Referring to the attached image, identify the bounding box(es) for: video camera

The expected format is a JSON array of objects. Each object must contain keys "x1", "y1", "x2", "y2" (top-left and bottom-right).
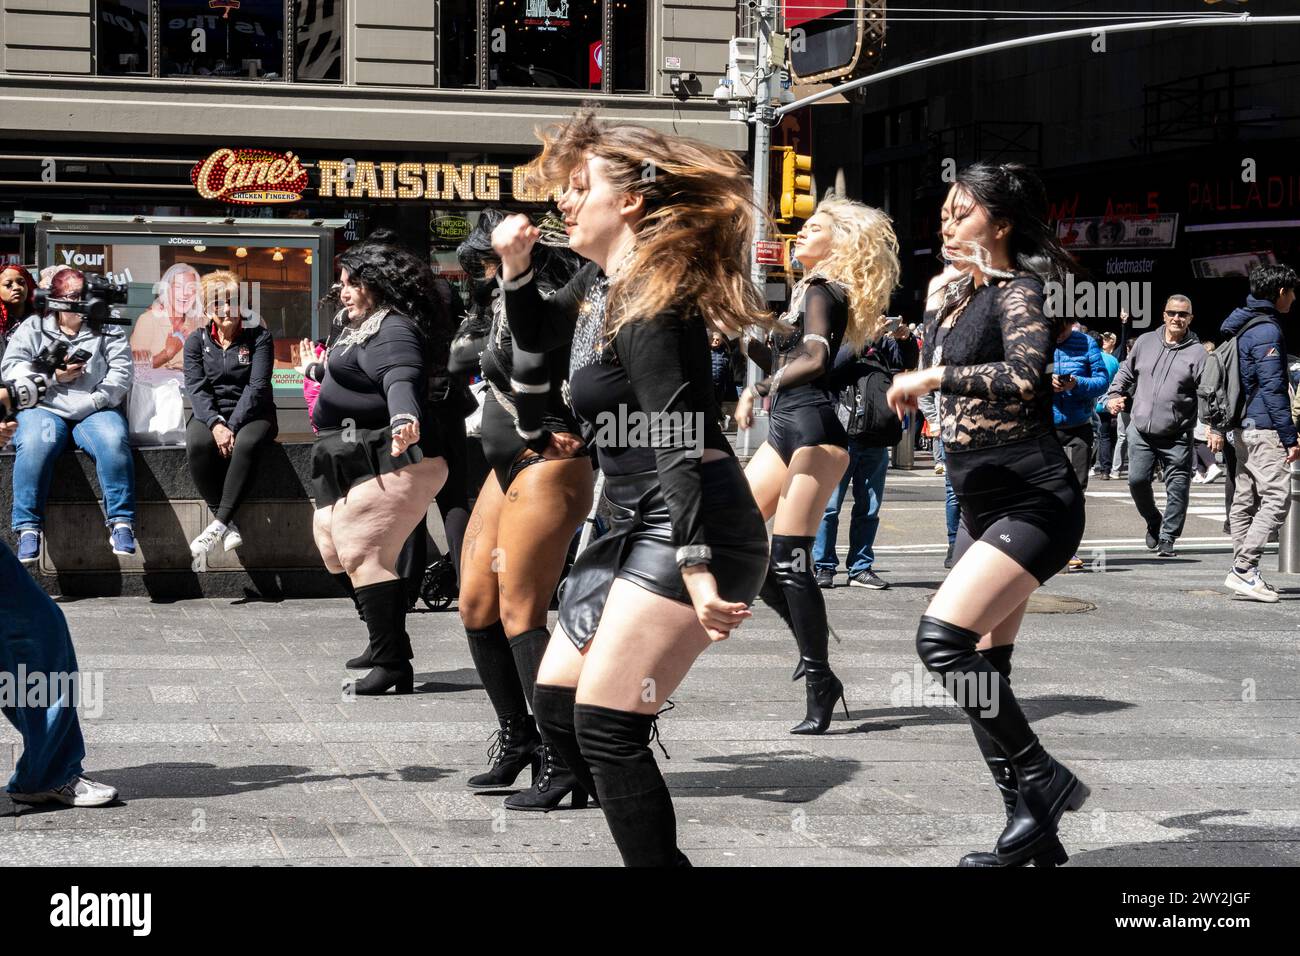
[
  {"x1": 34, "y1": 272, "x2": 130, "y2": 326},
  {"x1": 30, "y1": 340, "x2": 93, "y2": 377},
  {"x1": 0, "y1": 372, "x2": 48, "y2": 422}
]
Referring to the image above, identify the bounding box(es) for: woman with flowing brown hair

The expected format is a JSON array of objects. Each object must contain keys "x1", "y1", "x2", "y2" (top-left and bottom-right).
[
  {"x1": 492, "y1": 106, "x2": 774, "y2": 865},
  {"x1": 736, "y1": 196, "x2": 900, "y2": 734}
]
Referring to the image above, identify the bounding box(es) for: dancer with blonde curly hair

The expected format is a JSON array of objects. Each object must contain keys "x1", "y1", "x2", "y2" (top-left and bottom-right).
[
  {"x1": 737, "y1": 196, "x2": 900, "y2": 735},
  {"x1": 493, "y1": 106, "x2": 775, "y2": 865}
]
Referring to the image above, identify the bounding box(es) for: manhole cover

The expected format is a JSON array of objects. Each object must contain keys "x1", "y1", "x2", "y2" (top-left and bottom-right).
[{"x1": 1025, "y1": 594, "x2": 1096, "y2": 614}]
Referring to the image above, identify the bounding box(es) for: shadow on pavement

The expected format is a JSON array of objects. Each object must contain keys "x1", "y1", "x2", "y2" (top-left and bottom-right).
[{"x1": 1072, "y1": 809, "x2": 1300, "y2": 866}]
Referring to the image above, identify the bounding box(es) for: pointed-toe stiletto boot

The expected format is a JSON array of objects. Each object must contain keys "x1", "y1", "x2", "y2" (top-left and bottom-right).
[
  {"x1": 502, "y1": 743, "x2": 591, "y2": 812},
  {"x1": 994, "y1": 741, "x2": 1091, "y2": 867},
  {"x1": 468, "y1": 713, "x2": 543, "y2": 790},
  {"x1": 790, "y1": 659, "x2": 849, "y2": 735}
]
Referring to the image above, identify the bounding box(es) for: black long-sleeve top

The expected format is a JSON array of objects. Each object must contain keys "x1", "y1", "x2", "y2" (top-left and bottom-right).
[
  {"x1": 183, "y1": 323, "x2": 275, "y2": 432},
  {"x1": 743, "y1": 279, "x2": 848, "y2": 397},
  {"x1": 479, "y1": 290, "x2": 578, "y2": 450},
  {"x1": 503, "y1": 262, "x2": 731, "y2": 554},
  {"x1": 311, "y1": 310, "x2": 427, "y2": 433},
  {"x1": 921, "y1": 275, "x2": 1055, "y2": 452}
]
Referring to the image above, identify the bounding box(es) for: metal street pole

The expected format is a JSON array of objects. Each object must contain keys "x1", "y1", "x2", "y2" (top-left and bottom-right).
[
  {"x1": 775, "y1": 12, "x2": 1296, "y2": 118},
  {"x1": 740, "y1": 0, "x2": 778, "y2": 458}
]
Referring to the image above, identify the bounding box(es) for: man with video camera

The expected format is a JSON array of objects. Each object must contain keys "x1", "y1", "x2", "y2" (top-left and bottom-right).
[
  {"x1": 0, "y1": 376, "x2": 119, "y2": 807},
  {"x1": 1, "y1": 268, "x2": 136, "y2": 565}
]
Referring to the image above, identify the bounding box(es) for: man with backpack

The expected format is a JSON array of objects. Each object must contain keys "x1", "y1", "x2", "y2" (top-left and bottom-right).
[
  {"x1": 812, "y1": 328, "x2": 903, "y2": 589},
  {"x1": 1105, "y1": 295, "x2": 1207, "y2": 557},
  {"x1": 1212, "y1": 263, "x2": 1299, "y2": 602}
]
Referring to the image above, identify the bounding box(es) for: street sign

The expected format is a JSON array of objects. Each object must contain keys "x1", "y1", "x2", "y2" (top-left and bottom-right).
[{"x1": 755, "y1": 239, "x2": 785, "y2": 265}]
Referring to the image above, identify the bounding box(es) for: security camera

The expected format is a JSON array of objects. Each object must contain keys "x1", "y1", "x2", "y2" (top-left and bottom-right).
[{"x1": 713, "y1": 81, "x2": 731, "y2": 105}]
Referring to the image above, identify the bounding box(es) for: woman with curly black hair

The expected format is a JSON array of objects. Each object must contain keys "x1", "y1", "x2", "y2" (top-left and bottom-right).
[
  {"x1": 306, "y1": 241, "x2": 454, "y2": 695},
  {"x1": 885, "y1": 162, "x2": 1090, "y2": 867},
  {"x1": 451, "y1": 209, "x2": 597, "y2": 810}
]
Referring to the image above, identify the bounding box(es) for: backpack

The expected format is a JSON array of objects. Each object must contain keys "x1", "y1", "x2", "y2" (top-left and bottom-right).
[
  {"x1": 841, "y1": 355, "x2": 903, "y2": 447},
  {"x1": 1197, "y1": 315, "x2": 1269, "y2": 431}
]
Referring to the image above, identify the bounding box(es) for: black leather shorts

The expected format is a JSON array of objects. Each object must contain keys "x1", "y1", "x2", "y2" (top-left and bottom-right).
[{"x1": 558, "y1": 457, "x2": 770, "y2": 650}]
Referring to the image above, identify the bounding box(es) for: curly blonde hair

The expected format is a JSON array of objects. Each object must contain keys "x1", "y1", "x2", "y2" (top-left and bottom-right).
[
  {"x1": 520, "y1": 106, "x2": 772, "y2": 338},
  {"x1": 792, "y1": 197, "x2": 900, "y2": 353}
]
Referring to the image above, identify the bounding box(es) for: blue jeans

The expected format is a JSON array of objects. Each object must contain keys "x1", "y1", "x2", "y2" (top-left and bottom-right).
[
  {"x1": 11, "y1": 407, "x2": 136, "y2": 531},
  {"x1": 937, "y1": 438, "x2": 959, "y2": 545},
  {"x1": 0, "y1": 539, "x2": 87, "y2": 793},
  {"x1": 813, "y1": 444, "x2": 889, "y2": 574}
]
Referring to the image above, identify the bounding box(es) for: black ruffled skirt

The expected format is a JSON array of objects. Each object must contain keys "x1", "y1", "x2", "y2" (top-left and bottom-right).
[
  {"x1": 558, "y1": 456, "x2": 769, "y2": 650},
  {"x1": 311, "y1": 424, "x2": 441, "y2": 508}
]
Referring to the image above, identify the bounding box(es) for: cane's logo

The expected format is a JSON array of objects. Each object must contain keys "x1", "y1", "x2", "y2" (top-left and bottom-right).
[{"x1": 191, "y1": 148, "x2": 307, "y2": 205}]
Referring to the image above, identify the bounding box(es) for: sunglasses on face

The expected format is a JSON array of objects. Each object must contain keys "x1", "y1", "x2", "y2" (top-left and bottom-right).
[{"x1": 1164, "y1": 310, "x2": 1191, "y2": 318}]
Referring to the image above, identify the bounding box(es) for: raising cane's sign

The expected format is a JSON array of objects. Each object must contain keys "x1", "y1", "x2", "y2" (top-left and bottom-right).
[{"x1": 191, "y1": 148, "x2": 308, "y2": 205}]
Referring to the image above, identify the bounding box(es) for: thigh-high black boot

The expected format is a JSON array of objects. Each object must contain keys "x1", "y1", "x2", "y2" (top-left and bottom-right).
[
  {"x1": 512, "y1": 682, "x2": 594, "y2": 812},
  {"x1": 768, "y1": 535, "x2": 846, "y2": 735},
  {"x1": 465, "y1": 621, "x2": 539, "y2": 789},
  {"x1": 574, "y1": 703, "x2": 690, "y2": 867},
  {"x1": 916, "y1": 615, "x2": 1089, "y2": 866}
]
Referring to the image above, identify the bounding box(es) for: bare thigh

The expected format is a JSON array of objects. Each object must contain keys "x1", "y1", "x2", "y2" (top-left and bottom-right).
[
  {"x1": 926, "y1": 541, "x2": 1041, "y2": 638},
  {"x1": 772, "y1": 443, "x2": 849, "y2": 536},
  {"x1": 458, "y1": 475, "x2": 504, "y2": 630},
  {"x1": 496, "y1": 457, "x2": 594, "y2": 636},
  {"x1": 745, "y1": 441, "x2": 788, "y2": 522},
  {"x1": 312, "y1": 503, "x2": 341, "y2": 573},
  {"x1": 575, "y1": 579, "x2": 713, "y2": 715},
  {"x1": 330, "y1": 456, "x2": 448, "y2": 586}
]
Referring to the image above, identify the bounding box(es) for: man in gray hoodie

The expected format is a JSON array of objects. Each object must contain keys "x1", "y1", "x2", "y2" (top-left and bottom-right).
[
  {"x1": 1, "y1": 269, "x2": 136, "y2": 565},
  {"x1": 1105, "y1": 295, "x2": 1207, "y2": 556}
]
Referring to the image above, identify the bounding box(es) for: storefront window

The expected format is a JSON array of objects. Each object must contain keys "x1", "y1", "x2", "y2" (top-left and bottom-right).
[
  {"x1": 612, "y1": 0, "x2": 647, "y2": 92},
  {"x1": 46, "y1": 237, "x2": 316, "y2": 392},
  {"x1": 294, "y1": 0, "x2": 343, "y2": 82},
  {"x1": 440, "y1": 0, "x2": 479, "y2": 88},
  {"x1": 487, "y1": 0, "x2": 604, "y2": 90},
  {"x1": 159, "y1": 0, "x2": 286, "y2": 79},
  {"x1": 96, "y1": 0, "x2": 151, "y2": 75}
]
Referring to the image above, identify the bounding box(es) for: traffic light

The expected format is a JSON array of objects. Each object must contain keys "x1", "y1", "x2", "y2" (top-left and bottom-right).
[{"x1": 778, "y1": 147, "x2": 815, "y2": 222}]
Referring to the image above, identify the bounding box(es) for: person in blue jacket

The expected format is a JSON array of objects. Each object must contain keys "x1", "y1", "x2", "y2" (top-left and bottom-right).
[
  {"x1": 1092, "y1": 332, "x2": 1121, "y2": 478},
  {"x1": 1052, "y1": 322, "x2": 1110, "y2": 568},
  {"x1": 1217, "y1": 263, "x2": 1299, "y2": 602}
]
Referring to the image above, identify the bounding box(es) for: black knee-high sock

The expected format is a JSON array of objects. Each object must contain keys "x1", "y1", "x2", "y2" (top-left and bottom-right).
[
  {"x1": 768, "y1": 534, "x2": 829, "y2": 662},
  {"x1": 331, "y1": 571, "x2": 364, "y2": 622},
  {"x1": 508, "y1": 627, "x2": 549, "y2": 712},
  {"x1": 968, "y1": 645, "x2": 1015, "y2": 762},
  {"x1": 574, "y1": 703, "x2": 683, "y2": 867},
  {"x1": 355, "y1": 580, "x2": 413, "y2": 668},
  {"x1": 532, "y1": 683, "x2": 598, "y2": 797},
  {"x1": 465, "y1": 621, "x2": 527, "y2": 720},
  {"x1": 916, "y1": 615, "x2": 1036, "y2": 757}
]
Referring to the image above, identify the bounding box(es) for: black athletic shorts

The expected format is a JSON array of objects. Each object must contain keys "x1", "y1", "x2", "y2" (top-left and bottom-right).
[{"x1": 947, "y1": 432, "x2": 1085, "y2": 584}]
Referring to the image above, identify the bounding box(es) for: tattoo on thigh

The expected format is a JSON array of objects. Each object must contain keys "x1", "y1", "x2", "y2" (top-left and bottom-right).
[{"x1": 507, "y1": 489, "x2": 520, "y2": 502}]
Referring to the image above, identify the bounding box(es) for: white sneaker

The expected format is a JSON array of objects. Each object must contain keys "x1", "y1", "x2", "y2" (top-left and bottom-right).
[
  {"x1": 189, "y1": 521, "x2": 226, "y2": 558},
  {"x1": 1203, "y1": 464, "x2": 1222, "y2": 484},
  {"x1": 1192, "y1": 472, "x2": 1207, "y2": 485},
  {"x1": 934, "y1": 463, "x2": 946, "y2": 476},
  {"x1": 11, "y1": 774, "x2": 118, "y2": 807},
  {"x1": 222, "y1": 523, "x2": 243, "y2": 552},
  {"x1": 1224, "y1": 567, "x2": 1280, "y2": 603}
]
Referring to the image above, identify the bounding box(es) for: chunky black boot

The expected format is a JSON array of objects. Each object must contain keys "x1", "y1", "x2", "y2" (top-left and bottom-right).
[
  {"x1": 767, "y1": 535, "x2": 839, "y2": 700},
  {"x1": 916, "y1": 615, "x2": 1087, "y2": 866},
  {"x1": 960, "y1": 645, "x2": 1019, "y2": 867},
  {"x1": 514, "y1": 683, "x2": 598, "y2": 812},
  {"x1": 333, "y1": 572, "x2": 373, "y2": 668},
  {"x1": 575, "y1": 703, "x2": 686, "y2": 867},
  {"x1": 345, "y1": 580, "x2": 415, "y2": 696},
  {"x1": 790, "y1": 658, "x2": 849, "y2": 735},
  {"x1": 996, "y1": 740, "x2": 1090, "y2": 867}
]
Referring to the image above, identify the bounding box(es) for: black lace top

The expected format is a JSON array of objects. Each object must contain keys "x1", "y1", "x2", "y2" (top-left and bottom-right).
[
  {"x1": 743, "y1": 279, "x2": 848, "y2": 397},
  {"x1": 922, "y1": 274, "x2": 1056, "y2": 452}
]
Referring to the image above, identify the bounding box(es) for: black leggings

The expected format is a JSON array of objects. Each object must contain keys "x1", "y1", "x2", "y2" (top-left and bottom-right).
[{"x1": 185, "y1": 417, "x2": 277, "y2": 525}]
